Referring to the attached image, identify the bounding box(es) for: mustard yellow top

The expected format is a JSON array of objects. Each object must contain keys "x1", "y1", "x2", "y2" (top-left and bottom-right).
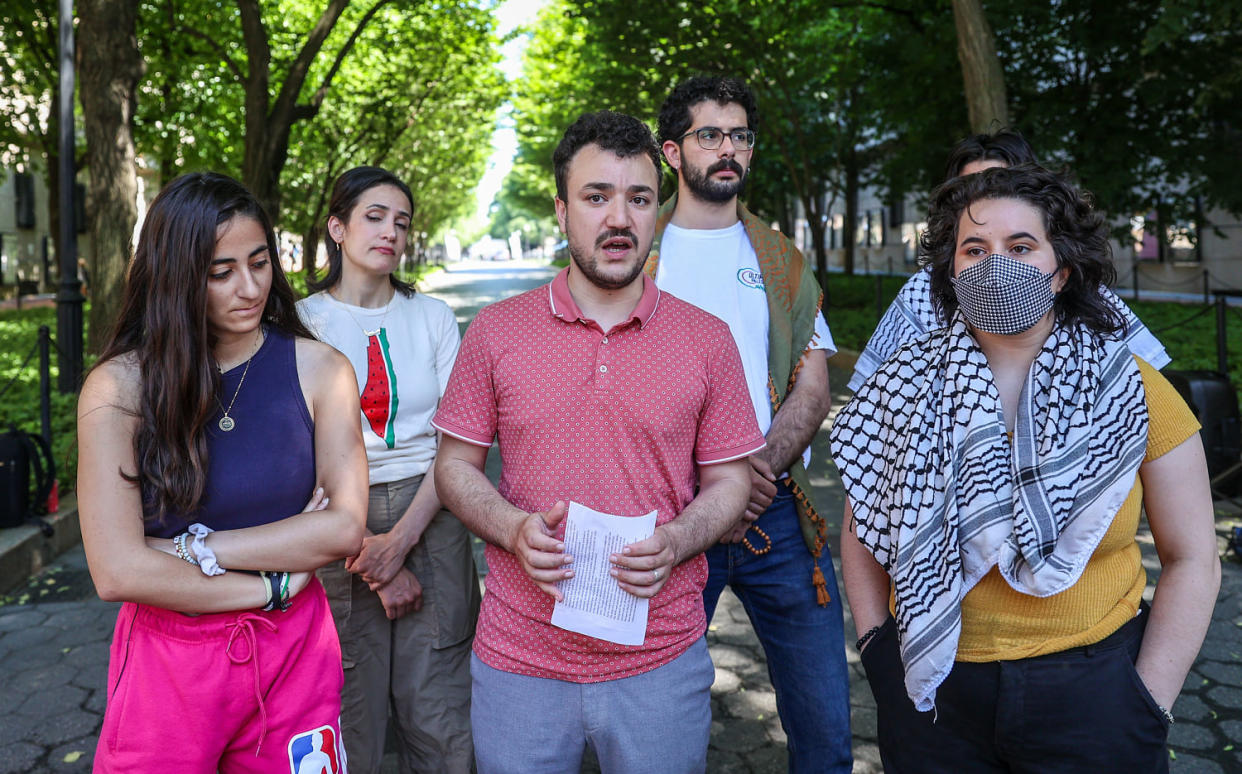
[{"x1": 955, "y1": 357, "x2": 1200, "y2": 662}]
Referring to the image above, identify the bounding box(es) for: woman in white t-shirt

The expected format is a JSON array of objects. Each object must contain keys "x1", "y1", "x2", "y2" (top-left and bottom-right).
[{"x1": 297, "y1": 166, "x2": 480, "y2": 774}]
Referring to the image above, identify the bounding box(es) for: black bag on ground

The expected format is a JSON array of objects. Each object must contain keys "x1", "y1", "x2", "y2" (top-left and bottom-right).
[
  {"x1": 0, "y1": 427, "x2": 54, "y2": 529},
  {"x1": 1163, "y1": 370, "x2": 1242, "y2": 496}
]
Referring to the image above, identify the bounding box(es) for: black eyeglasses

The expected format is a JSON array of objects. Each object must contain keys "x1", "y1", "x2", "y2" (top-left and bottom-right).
[{"x1": 677, "y1": 127, "x2": 756, "y2": 151}]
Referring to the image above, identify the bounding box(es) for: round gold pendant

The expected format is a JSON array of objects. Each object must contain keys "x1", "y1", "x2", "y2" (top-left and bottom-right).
[{"x1": 219, "y1": 416, "x2": 236, "y2": 432}]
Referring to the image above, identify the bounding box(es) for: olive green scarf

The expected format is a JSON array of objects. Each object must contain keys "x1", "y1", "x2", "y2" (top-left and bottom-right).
[{"x1": 644, "y1": 194, "x2": 832, "y2": 604}]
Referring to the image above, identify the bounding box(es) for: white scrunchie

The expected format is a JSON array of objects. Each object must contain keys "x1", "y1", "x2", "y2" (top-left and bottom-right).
[{"x1": 187, "y1": 523, "x2": 226, "y2": 576}]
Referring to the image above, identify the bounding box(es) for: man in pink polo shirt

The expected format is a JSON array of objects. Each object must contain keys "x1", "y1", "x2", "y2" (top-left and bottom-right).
[{"x1": 433, "y1": 110, "x2": 765, "y2": 773}]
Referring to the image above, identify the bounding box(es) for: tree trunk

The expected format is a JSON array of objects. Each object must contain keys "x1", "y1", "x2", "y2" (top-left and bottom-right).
[
  {"x1": 952, "y1": 0, "x2": 1009, "y2": 132},
  {"x1": 237, "y1": 0, "x2": 360, "y2": 225},
  {"x1": 843, "y1": 150, "x2": 859, "y2": 276},
  {"x1": 79, "y1": 0, "x2": 143, "y2": 354},
  {"x1": 156, "y1": 5, "x2": 177, "y2": 185},
  {"x1": 801, "y1": 190, "x2": 829, "y2": 293},
  {"x1": 238, "y1": 0, "x2": 276, "y2": 219},
  {"x1": 774, "y1": 194, "x2": 794, "y2": 238},
  {"x1": 303, "y1": 222, "x2": 322, "y2": 280}
]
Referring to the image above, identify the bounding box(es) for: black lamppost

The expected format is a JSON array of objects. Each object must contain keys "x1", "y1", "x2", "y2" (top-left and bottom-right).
[{"x1": 56, "y1": 0, "x2": 84, "y2": 393}]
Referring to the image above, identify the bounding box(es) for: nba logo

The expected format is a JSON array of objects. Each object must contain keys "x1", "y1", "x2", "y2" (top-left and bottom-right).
[{"x1": 288, "y1": 724, "x2": 343, "y2": 774}]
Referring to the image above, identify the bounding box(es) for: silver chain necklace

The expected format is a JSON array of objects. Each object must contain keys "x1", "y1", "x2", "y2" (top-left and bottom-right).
[
  {"x1": 333, "y1": 288, "x2": 394, "y2": 338},
  {"x1": 214, "y1": 330, "x2": 264, "y2": 432}
]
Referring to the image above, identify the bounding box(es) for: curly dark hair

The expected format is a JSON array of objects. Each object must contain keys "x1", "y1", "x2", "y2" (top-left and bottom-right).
[
  {"x1": 921, "y1": 165, "x2": 1124, "y2": 336},
  {"x1": 943, "y1": 128, "x2": 1036, "y2": 180},
  {"x1": 97, "y1": 172, "x2": 313, "y2": 524},
  {"x1": 308, "y1": 166, "x2": 417, "y2": 298},
  {"x1": 553, "y1": 110, "x2": 661, "y2": 200},
  {"x1": 657, "y1": 76, "x2": 758, "y2": 149}
]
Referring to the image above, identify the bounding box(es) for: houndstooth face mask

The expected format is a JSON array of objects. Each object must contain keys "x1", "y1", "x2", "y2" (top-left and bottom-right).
[{"x1": 950, "y1": 253, "x2": 1058, "y2": 335}]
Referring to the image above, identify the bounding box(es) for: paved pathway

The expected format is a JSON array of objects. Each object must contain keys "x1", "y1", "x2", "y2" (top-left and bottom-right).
[
  {"x1": 424, "y1": 258, "x2": 560, "y2": 332},
  {"x1": 2, "y1": 260, "x2": 1241, "y2": 772}
]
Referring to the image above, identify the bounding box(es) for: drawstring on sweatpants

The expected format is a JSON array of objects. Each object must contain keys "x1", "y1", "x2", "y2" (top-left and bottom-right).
[{"x1": 226, "y1": 614, "x2": 278, "y2": 755}]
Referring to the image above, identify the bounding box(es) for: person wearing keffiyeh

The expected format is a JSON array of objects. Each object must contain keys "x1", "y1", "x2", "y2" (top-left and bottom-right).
[
  {"x1": 830, "y1": 165, "x2": 1219, "y2": 773},
  {"x1": 847, "y1": 130, "x2": 1168, "y2": 393}
]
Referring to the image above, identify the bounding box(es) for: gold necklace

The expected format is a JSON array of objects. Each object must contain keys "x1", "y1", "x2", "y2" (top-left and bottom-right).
[{"x1": 215, "y1": 330, "x2": 264, "y2": 432}]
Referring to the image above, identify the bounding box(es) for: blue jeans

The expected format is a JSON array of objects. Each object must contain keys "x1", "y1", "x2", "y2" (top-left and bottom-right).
[{"x1": 703, "y1": 483, "x2": 853, "y2": 774}]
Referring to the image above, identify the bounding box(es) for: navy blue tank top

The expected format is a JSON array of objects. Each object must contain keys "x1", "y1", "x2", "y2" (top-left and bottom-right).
[{"x1": 146, "y1": 328, "x2": 317, "y2": 537}]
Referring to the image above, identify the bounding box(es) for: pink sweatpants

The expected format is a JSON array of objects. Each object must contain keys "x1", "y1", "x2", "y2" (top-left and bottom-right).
[{"x1": 94, "y1": 578, "x2": 347, "y2": 774}]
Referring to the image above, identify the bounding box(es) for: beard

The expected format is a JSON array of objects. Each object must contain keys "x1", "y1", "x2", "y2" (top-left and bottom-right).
[
  {"x1": 682, "y1": 158, "x2": 747, "y2": 204},
  {"x1": 567, "y1": 226, "x2": 649, "y2": 291}
]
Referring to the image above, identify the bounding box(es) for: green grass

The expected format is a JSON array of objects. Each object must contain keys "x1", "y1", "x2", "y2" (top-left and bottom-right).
[
  {"x1": 1128, "y1": 298, "x2": 1242, "y2": 392},
  {"x1": 821, "y1": 274, "x2": 911, "y2": 357},
  {"x1": 0, "y1": 306, "x2": 88, "y2": 497}
]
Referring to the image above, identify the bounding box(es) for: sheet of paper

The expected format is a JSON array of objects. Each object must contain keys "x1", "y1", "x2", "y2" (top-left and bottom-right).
[{"x1": 550, "y1": 501, "x2": 658, "y2": 646}]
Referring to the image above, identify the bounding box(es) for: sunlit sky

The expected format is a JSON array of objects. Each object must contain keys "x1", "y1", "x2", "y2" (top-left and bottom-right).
[{"x1": 473, "y1": 0, "x2": 550, "y2": 220}]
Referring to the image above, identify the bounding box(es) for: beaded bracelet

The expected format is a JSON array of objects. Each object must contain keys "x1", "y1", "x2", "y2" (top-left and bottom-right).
[
  {"x1": 856, "y1": 625, "x2": 883, "y2": 652},
  {"x1": 173, "y1": 532, "x2": 199, "y2": 566},
  {"x1": 1157, "y1": 704, "x2": 1175, "y2": 725}
]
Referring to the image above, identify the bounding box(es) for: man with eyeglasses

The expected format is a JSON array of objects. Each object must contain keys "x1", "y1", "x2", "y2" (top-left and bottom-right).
[{"x1": 645, "y1": 76, "x2": 852, "y2": 773}]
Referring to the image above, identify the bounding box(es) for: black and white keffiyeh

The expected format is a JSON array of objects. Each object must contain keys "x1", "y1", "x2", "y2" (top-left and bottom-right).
[
  {"x1": 847, "y1": 271, "x2": 940, "y2": 392},
  {"x1": 846, "y1": 270, "x2": 1170, "y2": 391},
  {"x1": 829, "y1": 314, "x2": 1149, "y2": 711}
]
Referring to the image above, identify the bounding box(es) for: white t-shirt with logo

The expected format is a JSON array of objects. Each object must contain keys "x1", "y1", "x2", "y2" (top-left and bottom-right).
[{"x1": 655, "y1": 221, "x2": 834, "y2": 468}]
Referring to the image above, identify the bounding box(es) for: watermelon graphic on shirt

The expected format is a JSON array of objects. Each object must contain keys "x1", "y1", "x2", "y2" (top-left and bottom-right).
[{"x1": 360, "y1": 328, "x2": 399, "y2": 448}]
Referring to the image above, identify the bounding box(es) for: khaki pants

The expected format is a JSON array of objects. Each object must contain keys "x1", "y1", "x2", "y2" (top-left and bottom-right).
[{"x1": 319, "y1": 474, "x2": 481, "y2": 774}]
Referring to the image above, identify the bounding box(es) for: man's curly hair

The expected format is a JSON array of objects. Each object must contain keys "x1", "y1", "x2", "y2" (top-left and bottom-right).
[
  {"x1": 657, "y1": 76, "x2": 759, "y2": 150},
  {"x1": 553, "y1": 110, "x2": 661, "y2": 200},
  {"x1": 922, "y1": 164, "x2": 1125, "y2": 336}
]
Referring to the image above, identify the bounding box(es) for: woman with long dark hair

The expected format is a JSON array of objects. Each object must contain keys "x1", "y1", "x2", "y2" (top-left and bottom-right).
[
  {"x1": 78, "y1": 172, "x2": 368, "y2": 772},
  {"x1": 299, "y1": 166, "x2": 480, "y2": 773},
  {"x1": 831, "y1": 166, "x2": 1220, "y2": 772}
]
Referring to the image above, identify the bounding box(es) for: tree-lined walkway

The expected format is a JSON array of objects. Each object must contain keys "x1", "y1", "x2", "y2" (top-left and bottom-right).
[{"x1": 2, "y1": 261, "x2": 1241, "y2": 773}]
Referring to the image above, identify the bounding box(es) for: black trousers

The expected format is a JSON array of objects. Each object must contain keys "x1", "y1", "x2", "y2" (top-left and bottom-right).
[{"x1": 861, "y1": 609, "x2": 1171, "y2": 773}]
